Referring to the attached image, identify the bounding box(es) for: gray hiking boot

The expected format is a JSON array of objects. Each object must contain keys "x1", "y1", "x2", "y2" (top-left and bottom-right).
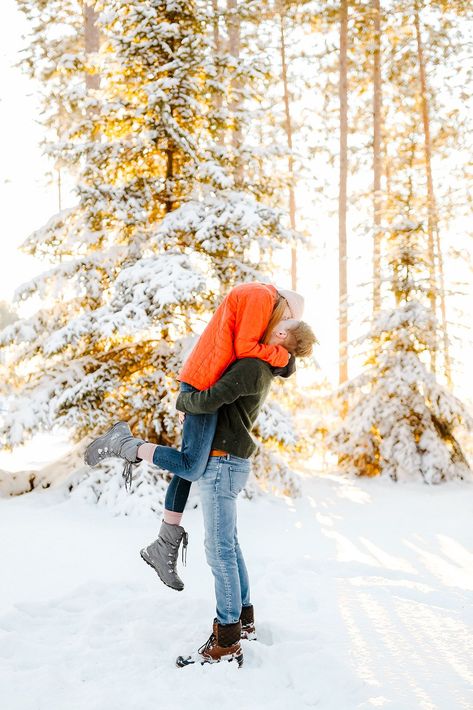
[
  {"x1": 140, "y1": 521, "x2": 189, "y2": 591},
  {"x1": 84, "y1": 421, "x2": 145, "y2": 490}
]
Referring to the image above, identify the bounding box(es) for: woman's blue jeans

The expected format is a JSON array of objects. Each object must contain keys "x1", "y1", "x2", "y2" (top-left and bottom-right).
[
  {"x1": 199, "y1": 454, "x2": 251, "y2": 625},
  {"x1": 154, "y1": 383, "x2": 218, "y2": 513}
]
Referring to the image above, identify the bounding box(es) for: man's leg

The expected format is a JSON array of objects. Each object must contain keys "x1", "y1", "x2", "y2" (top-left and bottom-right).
[
  {"x1": 200, "y1": 457, "x2": 250, "y2": 624},
  {"x1": 235, "y1": 532, "x2": 250, "y2": 608},
  {"x1": 176, "y1": 455, "x2": 250, "y2": 667},
  {"x1": 235, "y1": 532, "x2": 256, "y2": 640}
]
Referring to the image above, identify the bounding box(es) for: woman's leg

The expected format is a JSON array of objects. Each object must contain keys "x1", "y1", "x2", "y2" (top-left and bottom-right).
[
  {"x1": 140, "y1": 386, "x2": 218, "y2": 591},
  {"x1": 138, "y1": 384, "x2": 218, "y2": 516},
  {"x1": 138, "y1": 441, "x2": 196, "y2": 516},
  {"x1": 152, "y1": 383, "x2": 218, "y2": 482},
  {"x1": 163, "y1": 475, "x2": 192, "y2": 519},
  {"x1": 138, "y1": 408, "x2": 218, "y2": 482},
  {"x1": 138, "y1": 382, "x2": 217, "y2": 482}
]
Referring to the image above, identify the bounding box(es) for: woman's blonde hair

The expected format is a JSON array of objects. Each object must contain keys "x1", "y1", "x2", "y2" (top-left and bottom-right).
[{"x1": 262, "y1": 295, "x2": 288, "y2": 344}]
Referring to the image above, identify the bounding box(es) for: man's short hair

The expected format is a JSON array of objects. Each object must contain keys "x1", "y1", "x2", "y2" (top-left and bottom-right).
[{"x1": 284, "y1": 321, "x2": 317, "y2": 357}]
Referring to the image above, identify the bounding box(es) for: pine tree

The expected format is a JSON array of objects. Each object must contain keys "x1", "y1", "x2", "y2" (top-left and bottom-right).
[
  {"x1": 327, "y1": 0, "x2": 473, "y2": 482},
  {"x1": 1, "y1": 0, "x2": 298, "y2": 507},
  {"x1": 330, "y1": 219, "x2": 472, "y2": 483}
]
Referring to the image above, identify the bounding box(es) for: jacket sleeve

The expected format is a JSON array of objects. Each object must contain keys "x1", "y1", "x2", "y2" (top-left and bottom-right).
[
  {"x1": 233, "y1": 287, "x2": 290, "y2": 368},
  {"x1": 176, "y1": 360, "x2": 263, "y2": 414},
  {"x1": 272, "y1": 356, "x2": 297, "y2": 379}
]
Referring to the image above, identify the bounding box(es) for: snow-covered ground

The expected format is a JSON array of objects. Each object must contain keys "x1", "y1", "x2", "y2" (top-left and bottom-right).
[{"x1": 1, "y1": 473, "x2": 472, "y2": 710}]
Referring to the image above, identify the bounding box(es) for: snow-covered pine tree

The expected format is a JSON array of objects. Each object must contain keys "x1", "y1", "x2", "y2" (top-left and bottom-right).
[
  {"x1": 1, "y1": 0, "x2": 298, "y2": 508},
  {"x1": 330, "y1": 219, "x2": 472, "y2": 483}
]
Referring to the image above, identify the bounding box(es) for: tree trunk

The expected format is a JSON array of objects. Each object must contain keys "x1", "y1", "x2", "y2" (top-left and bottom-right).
[
  {"x1": 278, "y1": 3, "x2": 297, "y2": 290},
  {"x1": 212, "y1": 0, "x2": 224, "y2": 146},
  {"x1": 165, "y1": 147, "x2": 174, "y2": 213},
  {"x1": 435, "y1": 228, "x2": 451, "y2": 385},
  {"x1": 227, "y1": 0, "x2": 243, "y2": 184},
  {"x1": 414, "y1": 2, "x2": 444, "y2": 377},
  {"x1": 339, "y1": 0, "x2": 349, "y2": 385},
  {"x1": 57, "y1": 168, "x2": 62, "y2": 211},
  {"x1": 83, "y1": 1, "x2": 100, "y2": 91},
  {"x1": 372, "y1": 0, "x2": 382, "y2": 314},
  {"x1": 165, "y1": 34, "x2": 176, "y2": 214},
  {"x1": 212, "y1": 0, "x2": 221, "y2": 55}
]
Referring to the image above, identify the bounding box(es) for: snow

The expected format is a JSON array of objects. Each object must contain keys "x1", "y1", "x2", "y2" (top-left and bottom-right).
[{"x1": 1, "y1": 473, "x2": 472, "y2": 710}]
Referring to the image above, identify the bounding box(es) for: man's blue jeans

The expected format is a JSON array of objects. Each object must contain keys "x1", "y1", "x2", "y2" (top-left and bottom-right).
[
  {"x1": 199, "y1": 454, "x2": 251, "y2": 625},
  {"x1": 153, "y1": 383, "x2": 218, "y2": 513}
]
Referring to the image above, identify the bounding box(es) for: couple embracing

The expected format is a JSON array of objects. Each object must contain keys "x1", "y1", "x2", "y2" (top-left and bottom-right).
[{"x1": 85, "y1": 282, "x2": 316, "y2": 668}]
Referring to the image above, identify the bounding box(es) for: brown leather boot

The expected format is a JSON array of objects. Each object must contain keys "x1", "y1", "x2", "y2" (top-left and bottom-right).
[
  {"x1": 240, "y1": 604, "x2": 257, "y2": 641},
  {"x1": 176, "y1": 620, "x2": 243, "y2": 668}
]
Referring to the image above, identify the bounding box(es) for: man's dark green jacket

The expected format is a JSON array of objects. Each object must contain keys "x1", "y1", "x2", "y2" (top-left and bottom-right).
[{"x1": 176, "y1": 357, "x2": 276, "y2": 460}]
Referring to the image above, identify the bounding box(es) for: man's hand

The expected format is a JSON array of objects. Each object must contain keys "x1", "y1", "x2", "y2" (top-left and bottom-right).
[{"x1": 178, "y1": 412, "x2": 186, "y2": 425}]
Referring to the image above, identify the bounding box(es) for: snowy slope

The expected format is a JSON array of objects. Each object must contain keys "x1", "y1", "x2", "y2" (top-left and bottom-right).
[{"x1": 1, "y1": 474, "x2": 472, "y2": 710}]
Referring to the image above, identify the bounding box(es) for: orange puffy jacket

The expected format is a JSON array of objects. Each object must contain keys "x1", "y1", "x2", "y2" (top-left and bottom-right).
[{"x1": 179, "y1": 282, "x2": 290, "y2": 391}]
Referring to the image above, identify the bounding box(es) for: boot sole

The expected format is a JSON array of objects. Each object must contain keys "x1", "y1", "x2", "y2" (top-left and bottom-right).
[
  {"x1": 140, "y1": 549, "x2": 184, "y2": 592},
  {"x1": 176, "y1": 653, "x2": 244, "y2": 668},
  {"x1": 84, "y1": 422, "x2": 124, "y2": 466}
]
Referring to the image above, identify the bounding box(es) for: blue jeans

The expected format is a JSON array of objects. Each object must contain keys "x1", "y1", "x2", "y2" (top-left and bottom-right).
[
  {"x1": 199, "y1": 455, "x2": 251, "y2": 625},
  {"x1": 153, "y1": 383, "x2": 218, "y2": 513}
]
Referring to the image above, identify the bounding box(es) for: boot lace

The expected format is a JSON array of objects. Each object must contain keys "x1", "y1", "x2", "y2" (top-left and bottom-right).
[
  {"x1": 122, "y1": 461, "x2": 138, "y2": 492},
  {"x1": 167, "y1": 531, "x2": 189, "y2": 573},
  {"x1": 198, "y1": 632, "x2": 216, "y2": 657}
]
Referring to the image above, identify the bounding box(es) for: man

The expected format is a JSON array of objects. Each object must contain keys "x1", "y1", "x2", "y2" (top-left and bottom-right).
[{"x1": 172, "y1": 318, "x2": 316, "y2": 667}]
